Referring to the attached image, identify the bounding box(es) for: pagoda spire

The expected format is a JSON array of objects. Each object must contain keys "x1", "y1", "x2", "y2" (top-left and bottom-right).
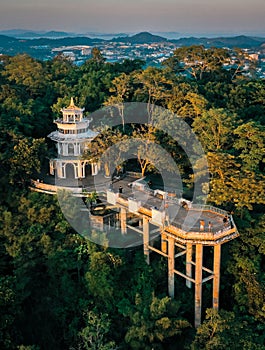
[{"x1": 69, "y1": 97, "x2": 76, "y2": 108}]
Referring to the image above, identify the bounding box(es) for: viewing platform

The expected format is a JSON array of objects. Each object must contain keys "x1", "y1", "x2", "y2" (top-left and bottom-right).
[
  {"x1": 104, "y1": 175, "x2": 239, "y2": 245},
  {"x1": 30, "y1": 173, "x2": 239, "y2": 245},
  {"x1": 30, "y1": 172, "x2": 239, "y2": 327}
]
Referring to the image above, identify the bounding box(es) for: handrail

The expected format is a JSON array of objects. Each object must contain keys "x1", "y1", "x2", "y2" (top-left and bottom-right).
[{"x1": 191, "y1": 204, "x2": 228, "y2": 216}]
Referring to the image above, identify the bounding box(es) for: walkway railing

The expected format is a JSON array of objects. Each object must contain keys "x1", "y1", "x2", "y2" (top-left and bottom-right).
[
  {"x1": 191, "y1": 204, "x2": 229, "y2": 216},
  {"x1": 111, "y1": 187, "x2": 237, "y2": 236}
]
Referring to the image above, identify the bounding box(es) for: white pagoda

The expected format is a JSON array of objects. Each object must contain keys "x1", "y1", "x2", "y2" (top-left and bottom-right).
[{"x1": 48, "y1": 98, "x2": 99, "y2": 179}]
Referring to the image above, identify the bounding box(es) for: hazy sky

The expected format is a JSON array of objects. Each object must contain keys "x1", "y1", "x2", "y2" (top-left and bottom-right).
[{"x1": 0, "y1": 0, "x2": 264, "y2": 35}]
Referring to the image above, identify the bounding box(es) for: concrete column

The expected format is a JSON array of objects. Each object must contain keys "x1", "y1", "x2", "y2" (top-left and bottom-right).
[
  {"x1": 58, "y1": 143, "x2": 62, "y2": 155},
  {"x1": 91, "y1": 163, "x2": 98, "y2": 176},
  {"x1": 49, "y1": 160, "x2": 54, "y2": 175},
  {"x1": 168, "y1": 236, "x2": 175, "y2": 298},
  {"x1": 161, "y1": 232, "x2": 167, "y2": 254},
  {"x1": 75, "y1": 143, "x2": 81, "y2": 156},
  {"x1": 186, "y1": 243, "x2": 193, "y2": 288},
  {"x1": 63, "y1": 143, "x2": 68, "y2": 156},
  {"x1": 213, "y1": 244, "x2": 221, "y2": 310},
  {"x1": 57, "y1": 162, "x2": 63, "y2": 178},
  {"x1": 195, "y1": 244, "x2": 203, "y2": 328},
  {"x1": 73, "y1": 164, "x2": 78, "y2": 179},
  {"x1": 62, "y1": 163, "x2": 66, "y2": 178},
  {"x1": 76, "y1": 162, "x2": 83, "y2": 178},
  {"x1": 82, "y1": 162, "x2": 86, "y2": 177},
  {"x1": 120, "y1": 207, "x2": 127, "y2": 235},
  {"x1": 74, "y1": 143, "x2": 78, "y2": 156},
  {"x1": 143, "y1": 216, "x2": 150, "y2": 264}
]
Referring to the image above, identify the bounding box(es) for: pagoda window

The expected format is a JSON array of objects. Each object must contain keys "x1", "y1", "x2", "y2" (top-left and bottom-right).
[{"x1": 68, "y1": 144, "x2": 74, "y2": 155}]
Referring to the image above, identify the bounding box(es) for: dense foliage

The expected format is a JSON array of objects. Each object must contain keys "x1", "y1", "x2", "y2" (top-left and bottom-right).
[{"x1": 0, "y1": 49, "x2": 264, "y2": 349}]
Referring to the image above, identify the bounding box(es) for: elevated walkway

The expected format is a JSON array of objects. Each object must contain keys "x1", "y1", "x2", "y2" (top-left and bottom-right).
[{"x1": 30, "y1": 172, "x2": 239, "y2": 327}]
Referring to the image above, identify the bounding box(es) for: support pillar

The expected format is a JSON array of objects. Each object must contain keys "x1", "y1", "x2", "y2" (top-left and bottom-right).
[
  {"x1": 213, "y1": 244, "x2": 221, "y2": 310},
  {"x1": 168, "y1": 236, "x2": 175, "y2": 298},
  {"x1": 186, "y1": 243, "x2": 193, "y2": 288},
  {"x1": 143, "y1": 216, "x2": 150, "y2": 264},
  {"x1": 195, "y1": 244, "x2": 203, "y2": 328},
  {"x1": 74, "y1": 164, "x2": 79, "y2": 179},
  {"x1": 91, "y1": 163, "x2": 98, "y2": 176},
  {"x1": 74, "y1": 143, "x2": 78, "y2": 156},
  {"x1": 161, "y1": 232, "x2": 167, "y2": 254},
  {"x1": 77, "y1": 162, "x2": 83, "y2": 178},
  {"x1": 49, "y1": 160, "x2": 55, "y2": 175},
  {"x1": 82, "y1": 162, "x2": 86, "y2": 179},
  {"x1": 63, "y1": 143, "x2": 68, "y2": 156},
  {"x1": 120, "y1": 208, "x2": 127, "y2": 235},
  {"x1": 57, "y1": 162, "x2": 64, "y2": 178}
]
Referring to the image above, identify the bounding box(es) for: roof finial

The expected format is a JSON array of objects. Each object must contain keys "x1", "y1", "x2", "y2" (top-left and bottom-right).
[{"x1": 70, "y1": 97, "x2": 75, "y2": 107}]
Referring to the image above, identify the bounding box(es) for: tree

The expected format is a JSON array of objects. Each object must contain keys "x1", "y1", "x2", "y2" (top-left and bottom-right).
[
  {"x1": 124, "y1": 294, "x2": 190, "y2": 349},
  {"x1": 84, "y1": 128, "x2": 129, "y2": 178},
  {"x1": 192, "y1": 108, "x2": 237, "y2": 151},
  {"x1": 229, "y1": 48, "x2": 258, "y2": 81},
  {"x1": 78, "y1": 311, "x2": 117, "y2": 350},
  {"x1": 227, "y1": 80, "x2": 265, "y2": 124},
  {"x1": 2, "y1": 54, "x2": 49, "y2": 97},
  {"x1": 134, "y1": 67, "x2": 173, "y2": 122},
  {"x1": 170, "y1": 46, "x2": 229, "y2": 81},
  {"x1": 104, "y1": 73, "x2": 132, "y2": 131},
  {"x1": 91, "y1": 47, "x2": 106, "y2": 63},
  {"x1": 9, "y1": 136, "x2": 47, "y2": 185},
  {"x1": 0, "y1": 276, "x2": 18, "y2": 349},
  {"x1": 233, "y1": 121, "x2": 265, "y2": 172},
  {"x1": 204, "y1": 152, "x2": 265, "y2": 212},
  {"x1": 192, "y1": 308, "x2": 265, "y2": 350},
  {"x1": 130, "y1": 125, "x2": 177, "y2": 177}
]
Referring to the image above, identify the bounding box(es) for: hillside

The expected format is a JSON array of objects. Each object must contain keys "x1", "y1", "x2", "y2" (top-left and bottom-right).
[
  {"x1": 171, "y1": 35, "x2": 265, "y2": 48},
  {"x1": 0, "y1": 32, "x2": 264, "y2": 60},
  {"x1": 112, "y1": 31, "x2": 167, "y2": 44}
]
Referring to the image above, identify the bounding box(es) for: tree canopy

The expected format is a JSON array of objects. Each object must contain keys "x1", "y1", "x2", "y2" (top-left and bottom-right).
[{"x1": 0, "y1": 47, "x2": 264, "y2": 349}]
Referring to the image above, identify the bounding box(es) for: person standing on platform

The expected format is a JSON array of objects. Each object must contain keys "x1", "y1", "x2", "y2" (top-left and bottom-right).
[{"x1": 200, "y1": 220, "x2": 205, "y2": 231}]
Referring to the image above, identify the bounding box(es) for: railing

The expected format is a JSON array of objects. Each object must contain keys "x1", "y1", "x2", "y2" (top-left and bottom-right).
[
  {"x1": 112, "y1": 189, "x2": 236, "y2": 237},
  {"x1": 191, "y1": 204, "x2": 229, "y2": 216},
  {"x1": 125, "y1": 171, "x2": 142, "y2": 178},
  {"x1": 30, "y1": 180, "x2": 83, "y2": 194}
]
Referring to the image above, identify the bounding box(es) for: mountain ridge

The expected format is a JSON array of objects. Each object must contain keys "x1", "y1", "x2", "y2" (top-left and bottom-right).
[{"x1": 0, "y1": 31, "x2": 264, "y2": 60}]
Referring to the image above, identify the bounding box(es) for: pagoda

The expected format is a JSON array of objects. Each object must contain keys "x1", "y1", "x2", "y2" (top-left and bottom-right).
[{"x1": 48, "y1": 98, "x2": 98, "y2": 179}]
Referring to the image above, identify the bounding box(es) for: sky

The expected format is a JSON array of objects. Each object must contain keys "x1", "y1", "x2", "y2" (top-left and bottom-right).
[{"x1": 0, "y1": 0, "x2": 264, "y2": 36}]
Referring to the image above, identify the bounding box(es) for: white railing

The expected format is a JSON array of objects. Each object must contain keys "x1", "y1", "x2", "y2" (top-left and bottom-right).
[
  {"x1": 126, "y1": 171, "x2": 142, "y2": 178},
  {"x1": 191, "y1": 204, "x2": 228, "y2": 216}
]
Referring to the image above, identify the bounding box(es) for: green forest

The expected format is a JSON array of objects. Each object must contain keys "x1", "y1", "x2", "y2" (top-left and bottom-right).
[{"x1": 0, "y1": 46, "x2": 265, "y2": 349}]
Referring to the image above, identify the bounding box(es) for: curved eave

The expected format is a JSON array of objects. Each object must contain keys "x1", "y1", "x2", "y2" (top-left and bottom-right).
[{"x1": 48, "y1": 131, "x2": 97, "y2": 142}]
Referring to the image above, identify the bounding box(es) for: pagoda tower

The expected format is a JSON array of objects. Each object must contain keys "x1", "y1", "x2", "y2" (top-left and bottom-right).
[{"x1": 48, "y1": 98, "x2": 98, "y2": 179}]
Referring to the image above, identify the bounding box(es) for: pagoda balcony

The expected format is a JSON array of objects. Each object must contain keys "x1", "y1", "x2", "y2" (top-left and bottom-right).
[
  {"x1": 54, "y1": 117, "x2": 91, "y2": 125},
  {"x1": 48, "y1": 131, "x2": 96, "y2": 142}
]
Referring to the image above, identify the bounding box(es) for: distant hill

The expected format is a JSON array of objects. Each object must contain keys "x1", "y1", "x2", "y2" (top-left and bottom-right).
[
  {"x1": 112, "y1": 31, "x2": 167, "y2": 44},
  {"x1": 0, "y1": 34, "x2": 19, "y2": 45},
  {"x1": 171, "y1": 35, "x2": 265, "y2": 48},
  {"x1": 0, "y1": 34, "x2": 105, "y2": 58},
  {"x1": 0, "y1": 31, "x2": 264, "y2": 60},
  {"x1": 0, "y1": 29, "x2": 77, "y2": 38},
  {"x1": 29, "y1": 36, "x2": 105, "y2": 47}
]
